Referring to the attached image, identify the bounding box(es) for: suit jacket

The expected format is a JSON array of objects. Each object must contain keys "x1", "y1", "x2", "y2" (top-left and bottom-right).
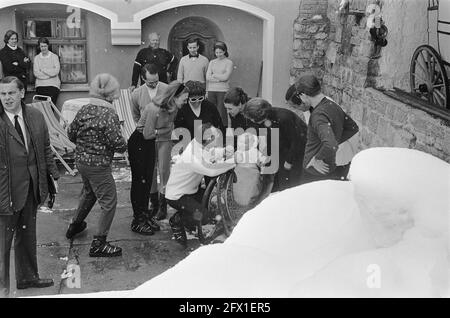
[{"x1": 0, "y1": 103, "x2": 59, "y2": 215}]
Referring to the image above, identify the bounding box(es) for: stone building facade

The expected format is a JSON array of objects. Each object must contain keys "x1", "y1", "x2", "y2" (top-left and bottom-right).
[{"x1": 290, "y1": 0, "x2": 450, "y2": 163}]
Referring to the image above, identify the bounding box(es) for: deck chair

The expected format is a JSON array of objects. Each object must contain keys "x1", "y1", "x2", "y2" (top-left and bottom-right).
[
  {"x1": 112, "y1": 89, "x2": 136, "y2": 140},
  {"x1": 112, "y1": 89, "x2": 136, "y2": 164},
  {"x1": 28, "y1": 95, "x2": 77, "y2": 176}
]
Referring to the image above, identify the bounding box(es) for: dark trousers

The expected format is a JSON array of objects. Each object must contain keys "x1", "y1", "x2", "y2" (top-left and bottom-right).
[
  {"x1": 208, "y1": 91, "x2": 228, "y2": 127},
  {"x1": 36, "y1": 86, "x2": 60, "y2": 106},
  {"x1": 167, "y1": 187, "x2": 206, "y2": 230},
  {"x1": 0, "y1": 182, "x2": 38, "y2": 297},
  {"x1": 302, "y1": 163, "x2": 351, "y2": 184},
  {"x1": 272, "y1": 154, "x2": 304, "y2": 192},
  {"x1": 128, "y1": 130, "x2": 156, "y2": 219},
  {"x1": 73, "y1": 164, "x2": 117, "y2": 237}
]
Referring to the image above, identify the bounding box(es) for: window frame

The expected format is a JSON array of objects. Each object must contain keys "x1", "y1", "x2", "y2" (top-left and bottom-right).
[{"x1": 23, "y1": 16, "x2": 88, "y2": 86}]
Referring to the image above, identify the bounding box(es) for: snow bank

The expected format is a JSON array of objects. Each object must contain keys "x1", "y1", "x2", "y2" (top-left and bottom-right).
[{"x1": 42, "y1": 147, "x2": 449, "y2": 297}]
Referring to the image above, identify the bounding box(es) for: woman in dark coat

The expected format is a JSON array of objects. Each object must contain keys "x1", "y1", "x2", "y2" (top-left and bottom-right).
[
  {"x1": 242, "y1": 98, "x2": 307, "y2": 192},
  {"x1": 0, "y1": 30, "x2": 31, "y2": 94}
]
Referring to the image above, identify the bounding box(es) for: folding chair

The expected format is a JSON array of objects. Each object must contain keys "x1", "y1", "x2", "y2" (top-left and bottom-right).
[
  {"x1": 28, "y1": 95, "x2": 77, "y2": 176},
  {"x1": 112, "y1": 89, "x2": 136, "y2": 164}
]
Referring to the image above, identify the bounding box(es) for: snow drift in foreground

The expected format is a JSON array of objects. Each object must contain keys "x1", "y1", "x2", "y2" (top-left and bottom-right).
[{"x1": 53, "y1": 147, "x2": 450, "y2": 297}]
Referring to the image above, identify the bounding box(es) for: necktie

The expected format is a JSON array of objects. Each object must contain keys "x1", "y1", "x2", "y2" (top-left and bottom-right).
[{"x1": 14, "y1": 115, "x2": 25, "y2": 145}]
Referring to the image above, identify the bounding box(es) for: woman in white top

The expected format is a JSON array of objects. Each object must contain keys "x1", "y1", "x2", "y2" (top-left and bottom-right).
[
  {"x1": 206, "y1": 41, "x2": 233, "y2": 127},
  {"x1": 33, "y1": 37, "x2": 61, "y2": 105}
]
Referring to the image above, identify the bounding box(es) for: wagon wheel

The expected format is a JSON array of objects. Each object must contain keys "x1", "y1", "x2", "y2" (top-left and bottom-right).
[{"x1": 410, "y1": 45, "x2": 450, "y2": 109}]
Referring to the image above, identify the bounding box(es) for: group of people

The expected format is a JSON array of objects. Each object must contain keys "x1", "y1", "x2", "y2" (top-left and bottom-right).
[
  {"x1": 0, "y1": 29, "x2": 359, "y2": 296},
  {"x1": 0, "y1": 30, "x2": 61, "y2": 104}
]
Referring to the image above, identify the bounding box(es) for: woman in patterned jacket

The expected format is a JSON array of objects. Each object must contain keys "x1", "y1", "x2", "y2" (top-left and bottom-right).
[{"x1": 66, "y1": 73, "x2": 127, "y2": 258}]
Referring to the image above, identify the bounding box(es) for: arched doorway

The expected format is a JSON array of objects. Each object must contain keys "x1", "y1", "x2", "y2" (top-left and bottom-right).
[{"x1": 168, "y1": 16, "x2": 224, "y2": 62}]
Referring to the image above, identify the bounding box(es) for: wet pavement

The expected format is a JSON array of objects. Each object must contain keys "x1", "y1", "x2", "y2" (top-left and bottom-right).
[{"x1": 8, "y1": 163, "x2": 201, "y2": 297}]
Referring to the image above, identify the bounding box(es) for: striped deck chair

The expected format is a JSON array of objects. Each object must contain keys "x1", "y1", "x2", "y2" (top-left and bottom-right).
[
  {"x1": 112, "y1": 89, "x2": 136, "y2": 164},
  {"x1": 28, "y1": 95, "x2": 76, "y2": 176},
  {"x1": 112, "y1": 89, "x2": 136, "y2": 140}
]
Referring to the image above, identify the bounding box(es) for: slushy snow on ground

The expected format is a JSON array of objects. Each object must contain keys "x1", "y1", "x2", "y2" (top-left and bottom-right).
[{"x1": 48, "y1": 147, "x2": 450, "y2": 298}]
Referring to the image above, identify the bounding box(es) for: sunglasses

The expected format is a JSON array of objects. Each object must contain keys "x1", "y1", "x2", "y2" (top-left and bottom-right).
[{"x1": 189, "y1": 96, "x2": 205, "y2": 103}]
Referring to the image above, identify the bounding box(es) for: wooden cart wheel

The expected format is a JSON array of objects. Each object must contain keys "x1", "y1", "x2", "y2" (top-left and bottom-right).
[{"x1": 410, "y1": 45, "x2": 450, "y2": 109}]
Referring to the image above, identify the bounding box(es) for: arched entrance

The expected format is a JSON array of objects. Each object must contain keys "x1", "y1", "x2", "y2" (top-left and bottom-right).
[{"x1": 168, "y1": 17, "x2": 224, "y2": 61}]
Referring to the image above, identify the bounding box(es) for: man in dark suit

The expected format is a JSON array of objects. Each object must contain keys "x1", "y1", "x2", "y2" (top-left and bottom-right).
[{"x1": 0, "y1": 76, "x2": 59, "y2": 297}]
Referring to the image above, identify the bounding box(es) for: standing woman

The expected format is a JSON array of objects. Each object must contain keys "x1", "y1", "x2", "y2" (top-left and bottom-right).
[
  {"x1": 66, "y1": 73, "x2": 127, "y2": 257},
  {"x1": 243, "y1": 98, "x2": 308, "y2": 192},
  {"x1": 33, "y1": 37, "x2": 61, "y2": 106},
  {"x1": 206, "y1": 41, "x2": 233, "y2": 127},
  {"x1": 0, "y1": 30, "x2": 31, "y2": 94},
  {"x1": 143, "y1": 81, "x2": 189, "y2": 221}
]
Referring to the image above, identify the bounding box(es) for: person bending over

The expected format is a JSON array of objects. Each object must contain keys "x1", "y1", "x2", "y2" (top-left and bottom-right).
[{"x1": 165, "y1": 123, "x2": 235, "y2": 247}]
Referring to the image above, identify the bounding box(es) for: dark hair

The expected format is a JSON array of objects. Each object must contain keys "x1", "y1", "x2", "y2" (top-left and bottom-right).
[
  {"x1": 295, "y1": 74, "x2": 321, "y2": 97},
  {"x1": 185, "y1": 80, "x2": 205, "y2": 97},
  {"x1": 285, "y1": 84, "x2": 303, "y2": 105},
  {"x1": 214, "y1": 41, "x2": 229, "y2": 57},
  {"x1": 141, "y1": 63, "x2": 159, "y2": 79},
  {"x1": 224, "y1": 87, "x2": 249, "y2": 106},
  {"x1": 186, "y1": 37, "x2": 200, "y2": 46},
  {"x1": 0, "y1": 76, "x2": 25, "y2": 90},
  {"x1": 4, "y1": 30, "x2": 18, "y2": 44},
  {"x1": 37, "y1": 37, "x2": 50, "y2": 46},
  {"x1": 242, "y1": 98, "x2": 272, "y2": 123}
]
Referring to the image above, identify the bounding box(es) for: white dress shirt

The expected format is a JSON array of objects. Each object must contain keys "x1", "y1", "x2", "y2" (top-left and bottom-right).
[{"x1": 5, "y1": 109, "x2": 28, "y2": 152}]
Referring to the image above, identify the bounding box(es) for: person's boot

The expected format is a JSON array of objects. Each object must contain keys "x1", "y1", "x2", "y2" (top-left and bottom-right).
[
  {"x1": 155, "y1": 193, "x2": 167, "y2": 220},
  {"x1": 131, "y1": 213, "x2": 155, "y2": 235},
  {"x1": 144, "y1": 210, "x2": 160, "y2": 232},
  {"x1": 149, "y1": 192, "x2": 160, "y2": 217},
  {"x1": 89, "y1": 236, "x2": 122, "y2": 257},
  {"x1": 169, "y1": 212, "x2": 187, "y2": 247}
]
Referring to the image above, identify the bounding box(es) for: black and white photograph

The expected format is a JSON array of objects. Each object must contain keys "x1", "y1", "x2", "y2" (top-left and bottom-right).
[{"x1": 0, "y1": 0, "x2": 449, "y2": 302}]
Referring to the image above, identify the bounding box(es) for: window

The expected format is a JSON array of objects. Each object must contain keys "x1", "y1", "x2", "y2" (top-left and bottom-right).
[{"x1": 23, "y1": 17, "x2": 87, "y2": 86}]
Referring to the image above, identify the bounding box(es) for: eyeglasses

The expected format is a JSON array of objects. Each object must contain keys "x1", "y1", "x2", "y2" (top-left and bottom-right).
[
  {"x1": 146, "y1": 80, "x2": 159, "y2": 85},
  {"x1": 189, "y1": 96, "x2": 205, "y2": 103}
]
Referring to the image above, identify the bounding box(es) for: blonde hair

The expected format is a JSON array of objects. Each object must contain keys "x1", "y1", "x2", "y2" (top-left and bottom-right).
[
  {"x1": 89, "y1": 73, "x2": 120, "y2": 102},
  {"x1": 153, "y1": 80, "x2": 188, "y2": 112}
]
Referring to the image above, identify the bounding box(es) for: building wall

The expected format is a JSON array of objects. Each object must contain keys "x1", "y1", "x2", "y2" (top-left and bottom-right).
[
  {"x1": 141, "y1": 5, "x2": 263, "y2": 99},
  {"x1": 289, "y1": 0, "x2": 450, "y2": 163},
  {"x1": 0, "y1": 0, "x2": 301, "y2": 107},
  {"x1": 376, "y1": 0, "x2": 429, "y2": 90}
]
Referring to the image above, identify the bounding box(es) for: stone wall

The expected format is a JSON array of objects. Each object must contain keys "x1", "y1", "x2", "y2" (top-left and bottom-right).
[
  {"x1": 289, "y1": 0, "x2": 450, "y2": 163},
  {"x1": 290, "y1": 0, "x2": 331, "y2": 83}
]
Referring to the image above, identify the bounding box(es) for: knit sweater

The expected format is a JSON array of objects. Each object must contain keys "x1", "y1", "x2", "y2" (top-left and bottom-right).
[
  {"x1": 68, "y1": 98, "x2": 127, "y2": 167},
  {"x1": 142, "y1": 103, "x2": 177, "y2": 142},
  {"x1": 130, "y1": 82, "x2": 167, "y2": 132},
  {"x1": 303, "y1": 97, "x2": 359, "y2": 175},
  {"x1": 33, "y1": 52, "x2": 61, "y2": 88},
  {"x1": 174, "y1": 100, "x2": 224, "y2": 142},
  {"x1": 176, "y1": 54, "x2": 209, "y2": 84},
  {"x1": 165, "y1": 140, "x2": 235, "y2": 201},
  {"x1": 0, "y1": 45, "x2": 30, "y2": 82},
  {"x1": 206, "y1": 57, "x2": 233, "y2": 92}
]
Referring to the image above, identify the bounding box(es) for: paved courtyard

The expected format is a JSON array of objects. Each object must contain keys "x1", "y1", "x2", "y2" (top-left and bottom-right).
[{"x1": 8, "y1": 163, "x2": 201, "y2": 298}]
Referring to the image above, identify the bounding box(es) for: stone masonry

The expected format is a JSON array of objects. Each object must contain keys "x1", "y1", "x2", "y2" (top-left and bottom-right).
[{"x1": 289, "y1": 0, "x2": 450, "y2": 163}]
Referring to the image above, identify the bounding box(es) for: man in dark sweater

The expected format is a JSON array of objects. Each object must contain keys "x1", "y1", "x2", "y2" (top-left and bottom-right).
[
  {"x1": 130, "y1": 32, "x2": 177, "y2": 89},
  {"x1": 174, "y1": 80, "x2": 224, "y2": 145},
  {"x1": 292, "y1": 75, "x2": 359, "y2": 183}
]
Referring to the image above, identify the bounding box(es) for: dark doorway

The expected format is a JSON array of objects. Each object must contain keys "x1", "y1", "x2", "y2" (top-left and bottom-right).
[{"x1": 169, "y1": 16, "x2": 224, "y2": 62}]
